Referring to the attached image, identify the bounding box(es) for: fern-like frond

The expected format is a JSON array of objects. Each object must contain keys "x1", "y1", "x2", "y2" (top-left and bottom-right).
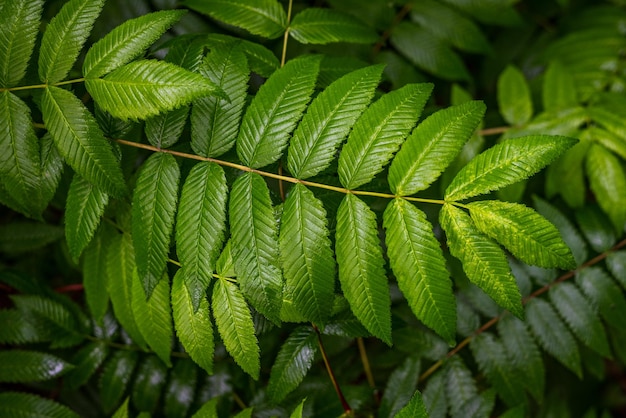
[
  {"x1": 0, "y1": 391, "x2": 79, "y2": 418},
  {"x1": 267, "y1": 326, "x2": 317, "y2": 404},
  {"x1": 176, "y1": 162, "x2": 227, "y2": 312},
  {"x1": 183, "y1": 0, "x2": 286, "y2": 39},
  {"x1": 440, "y1": 204, "x2": 523, "y2": 318},
  {"x1": 237, "y1": 55, "x2": 321, "y2": 168},
  {"x1": 445, "y1": 135, "x2": 577, "y2": 201},
  {"x1": 83, "y1": 10, "x2": 186, "y2": 78},
  {"x1": 338, "y1": 83, "x2": 433, "y2": 189},
  {"x1": 192, "y1": 44, "x2": 249, "y2": 158},
  {"x1": 279, "y1": 184, "x2": 336, "y2": 324},
  {"x1": 212, "y1": 277, "x2": 260, "y2": 379},
  {"x1": 38, "y1": 0, "x2": 105, "y2": 83},
  {"x1": 132, "y1": 152, "x2": 180, "y2": 298},
  {"x1": 86, "y1": 60, "x2": 223, "y2": 121},
  {"x1": 287, "y1": 64, "x2": 383, "y2": 179},
  {"x1": 586, "y1": 144, "x2": 626, "y2": 230},
  {"x1": 131, "y1": 270, "x2": 173, "y2": 367},
  {"x1": 0, "y1": 350, "x2": 74, "y2": 383},
  {"x1": 379, "y1": 356, "x2": 421, "y2": 418},
  {"x1": 383, "y1": 198, "x2": 456, "y2": 344},
  {"x1": 468, "y1": 200, "x2": 575, "y2": 269},
  {"x1": 172, "y1": 271, "x2": 214, "y2": 374},
  {"x1": 229, "y1": 172, "x2": 283, "y2": 324},
  {"x1": 336, "y1": 194, "x2": 391, "y2": 344},
  {"x1": 41, "y1": 86, "x2": 126, "y2": 197},
  {"x1": 0, "y1": 0, "x2": 43, "y2": 87},
  {"x1": 82, "y1": 225, "x2": 114, "y2": 321},
  {"x1": 389, "y1": 101, "x2": 486, "y2": 196},
  {"x1": 289, "y1": 8, "x2": 378, "y2": 44}
]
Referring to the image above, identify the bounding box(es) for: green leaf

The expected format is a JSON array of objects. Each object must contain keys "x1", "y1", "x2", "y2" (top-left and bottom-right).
[
  {"x1": 422, "y1": 370, "x2": 447, "y2": 418},
  {"x1": 100, "y1": 351, "x2": 138, "y2": 414},
  {"x1": 279, "y1": 184, "x2": 336, "y2": 324},
  {"x1": 212, "y1": 277, "x2": 260, "y2": 379},
  {"x1": 338, "y1": 83, "x2": 433, "y2": 189},
  {"x1": 163, "y1": 359, "x2": 197, "y2": 418},
  {"x1": 389, "y1": 101, "x2": 486, "y2": 196},
  {"x1": 290, "y1": 400, "x2": 306, "y2": 418},
  {"x1": 497, "y1": 66, "x2": 533, "y2": 126},
  {"x1": 0, "y1": 0, "x2": 43, "y2": 87},
  {"x1": 0, "y1": 221, "x2": 63, "y2": 254},
  {"x1": 378, "y1": 356, "x2": 421, "y2": 418},
  {"x1": 586, "y1": 144, "x2": 626, "y2": 231},
  {"x1": 66, "y1": 174, "x2": 109, "y2": 261},
  {"x1": 575, "y1": 205, "x2": 617, "y2": 253},
  {"x1": 607, "y1": 250, "x2": 626, "y2": 290},
  {"x1": 132, "y1": 152, "x2": 180, "y2": 297},
  {"x1": 41, "y1": 86, "x2": 126, "y2": 197},
  {"x1": 336, "y1": 194, "x2": 391, "y2": 344},
  {"x1": 172, "y1": 270, "x2": 214, "y2": 374},
  {"x1": 132, "y1": 356, "x2": 168, "y2": 413},
  {"x1": 0, "y1": 350, "x2": 74, "y2": 382},
  {"x1": 0, "y1": 92, "x2": 44, "y2": 218},
  {"x1": 145, "y1": 106, "x2": 189, "y2": 149},
  {"x1": 176, "y1": 162, "x2": 227, "y2": 311},
  {"x1": 441, "y1": 0, "x2": 522, "y2": 26},
  {"x1": 542, "y1": 61, "x2": 578, "y2": 111},
  {"x1": 112, "y1": 398, "x2": 130, "y2": 418},
  {"x1": 576, "y1": 267, "x2": 626, "y2": 331},
  {"x1": 395, "y1": 390, "x2": 429, "y2": 418},
  {"x1": 131, "y1": 270, "x2": 173, "y2": 367},
  {"x1": 289, "y1": 8, "x2": 378, "y2": 44},
  {"x1": 470, "y1": 333, "x2": 526, "y2": 407},
  {"x1": 0, "y1": 392, "x2": 79, "y2": 418},
  {"x1": 86, "y1": 60, "x2": 223, "y2": 121},
  {"x1": 549, "y1": 282, "x2": 611, "y2": 357},
  {"x1": 445, "y1": 135, "x2": 578, "y2": 201},
  {"x1": 468, "y1": 200, "x2": 575, "y2": 269},
  {"x1": 545, "y1": 139, "x2": 590, "y2": 208},
  {"x1": 65, "y1": 342, "x2": 108, "y2": 390},
  {"x1": 455, "y1": 389, "x2": 496, "y2": 418},
  {"x1": 183, "y1": 0, "x2": 287, "y2": 39},
  {"x1": 106, "y1": 232, "x2": 147, "y2": 349},
  {"x1": 390, "y1": 22, "x2": 470, "y2": 81},
  {"x1": 0, "y1": 309, "x2": 49, "y2": 344},
  {"x1": 587, "y1": 126, "x2": 626, "y2": 161},
  {"x1": 204, "y1": 33, "x2": 279, "y2": 78},
  {"x1": 230, "y1": 173, "x2": 283, "y2": 324},
  {"x1": 192, "y1": 44, "x2": 249, "y2": 158},
  {"x1": 526, "y1": 298, "x2": 582, "y2": 378},
  {"x1": 497, "y1": 314, "x2": 545, "y2": 403},
  {"x1": 83, "y1": 10, "x2": 186, "y2": 78},
  {"x1": 237, "y1": 55, "x2": 321, "y2": 168},
  {"x1": 287, "y1": 65, "x2": 383, "y2": 179},
  {"x1": 267, "y1": 326, "x2": 317, "y2": 404},
  {"x1": 440, "y1": 204, "x2": 523, "y2": 318},
  {"x1": 444, "y1": 356, "x2": 478, "y2": 418},
  {"x1": 38, "y1": 0, "x2": 105, "y2": 83},
  {"x1": 383, "y1": 198, "x2": 456, "y2": 344},
  {"x1": 82, "y1": 224, "x2": 115, "y2": 321}
]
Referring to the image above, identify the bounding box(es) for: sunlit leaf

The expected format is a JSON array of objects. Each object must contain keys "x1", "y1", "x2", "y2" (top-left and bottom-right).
[{"x1": 0, "y1": 350, "x2": 74, "y2": 382}]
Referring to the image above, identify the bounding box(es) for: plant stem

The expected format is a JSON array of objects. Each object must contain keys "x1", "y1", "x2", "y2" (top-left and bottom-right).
[
  {"x1": 313, "y1": 324, "x2": 352, "y2": 414},
  {"x1": 280, "y1": 0, "x2": 293, "y2": 68},
  {"x1": 357, "y1": 337, "x2": 380, "y2": 404},
  {"x1": 0, "y1": 78, "x2": 85, "y2": 92},
  {"x1": 479, "y1": 126, "x2": 510, "y2": 136}
]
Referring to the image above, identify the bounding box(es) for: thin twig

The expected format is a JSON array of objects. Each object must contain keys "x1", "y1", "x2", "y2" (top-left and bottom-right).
[
  {"x1": 313, "y1": 324, "x2": 352, "y2": 414},
  {"x1": 357, "y1": 337, "x2": 380, "y2": 404},
  {"x1": 372, "y1": 3, "x2": 413, "y2": 56},
  {"x1": 479, "y1": 126, "x2": 510, "y2": 136}
]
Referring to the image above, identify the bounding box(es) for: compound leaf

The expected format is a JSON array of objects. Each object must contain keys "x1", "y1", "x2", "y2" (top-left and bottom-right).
[
  {"x1": 389, "y1": 101, "x2": 485, "y2": 196},
  {"x1": 0, "y1": 350, "x2": 74, "y2": 382},
  {"x1": 0, "y1": 392, "x2": 79, "y2": 418},
  {"x1": 384, "y1": 198, "x2": 456, "y2": 344},
  {"x1": 290, "y1": 8, "x2": 378, "y2": 44}
]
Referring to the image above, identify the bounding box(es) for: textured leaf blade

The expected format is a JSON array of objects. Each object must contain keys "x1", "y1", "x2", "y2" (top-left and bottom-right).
[
  {"x1": 468, "y1": 200, "x2": 575, "y2": 269},
  {"x1": 212, "y1": 278, "x2": 260, "y2": 379},
  {"x1": 586, "y1": 143, "x2": 626, "y2": 230},
  {"x1": 0, "y1": 350, "x2": 74, "y2": 382},
  {"x1": 395, "y1": 390, "x2": 429, "y2": 418},
  {"x1": 336, "y1": 194, "x2": 391, "y2": 344},
  {"x1": 204, "y1": 33, "x2": 279, "y2": 78},
  {"x1": 267, "y1": 326, "x2": 317, "y2": 404},
  {"x1": 38, "y1": 0, "x2": 105, "y2": 83},
  {"x1": 0, "y1": 0, "x2": 43, "y2": 87},
  {"x1": 131, "y1": 270, "x2": 173, "y2": 367},
  {"x1": 192, "y1": 44, "x2": 249, "y2": 158},
  {"x1": 172, "y1": 270, "x2": 214, "y2": 374},
  {"x1": 576, "y1": 267, "x2": 626, "y2": 331},
  {"x1": 290, "y1": 8, "x2": 378, "y2": 44},
  {"x1": 237, "y1": 55, "x2": 321, "y2": 168},
  {"x1": 145, "y1": 106, "x2": 189, "y2": 149},
  {"x1": 287, "y1": 64, "x2": 384, "y2": 179},
  {"x1": 66, "y1": 174, "x2": 109, "y2": 261},
  {"x1": 379, "y1": 356, "x2": 421, "y2": 418},
  {"x1": 497, "y1": 66, "x2": 533, "y2": 126},
  {"x1": 440, "y1": 204, "x2": 523, "y2": 317},
  {"x1": 445, "y1": 356, "x2": 478, "y2": 418},
  {"x1": 0, "y1": 392, "x2": 79, "y2": 418},
  {"x1": 183, "y1": 0, "x2": 287, "y2": 39},
  {"x1": 445, "y1": 135, "x2": 578, "y2": 201},
  {"x1": 0, "y1": 91, "x2": 45, "y2": 218},
  {"x1": 82, "y1": 225, "x2": 115, "y2": 321},
  {"x1": 83, "y1": 10, "x2": 186, "y2": 78},
  {"x1": 132, "y1": 153, "x2": 180, "y2": 298},
  {"x1": 338, "y1": 83, "x2": 433, "y2": 189},
  {"x1": 389, "y1": 101, "x2": 486, "y2": 196},
  {"x1": 86, "y1": 60, "x2": 223, "y2": 121},
  {"x1": 279, "y1": 184, "x2": 336, "y2": 324},
  {"x1": 230, "y1": 173, "x2": 283, "y2": 324},
  {"x1": 41, "y1": 86, "x2": 126, "y2": 197},
  {"x1": 176, "y1": 162, "x2": 227, "y2": 311},
  {"x1": 383, "y1": 198, "x2": 456, "y2": 344}
]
